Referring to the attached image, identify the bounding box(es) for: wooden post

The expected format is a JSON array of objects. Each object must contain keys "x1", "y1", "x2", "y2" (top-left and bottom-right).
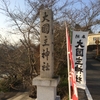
[{"x1": 95, "y1": 39, "x2": 99, "y2": 56}]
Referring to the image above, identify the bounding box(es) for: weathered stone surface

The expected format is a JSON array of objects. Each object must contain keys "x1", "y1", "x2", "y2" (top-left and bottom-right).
[
  {"x1": 33, "y1": 9, "x2": 60, "y2": 100},
  {"x1": 33, "y1": 76, "x2": 60, "y2": 87},
  {"x1": 40, "y1": 9, "x2": 54, "y2": 78}
]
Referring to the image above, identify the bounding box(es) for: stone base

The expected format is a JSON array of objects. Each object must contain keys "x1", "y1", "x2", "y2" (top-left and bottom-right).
[
  {"x1": 35, "y1": 96, "x2": 60, "y2": 100},
  {"x1": 55, "y1": 96, "x2": 60, "y2": 100},
  {"x1": 33, "y1": 76, "x2": 60, "y2": 100},
  {"x1": 33, "y1": 76, "x2": 60, "y2": 87}
]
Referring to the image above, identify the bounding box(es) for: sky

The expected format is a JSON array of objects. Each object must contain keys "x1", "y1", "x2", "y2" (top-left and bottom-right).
[
  {"x1": 0, "y1": 0, "x2": 25, "y2": 44},
  {"x1": 0, "y1": 0, "x2": 99, "y2": 44},
  {"x1": 0, "y1": 0, "x2": 25, "y2": 28},
  {"x1": 0, "y1": 0, "x2": 91, "y2": 28}
]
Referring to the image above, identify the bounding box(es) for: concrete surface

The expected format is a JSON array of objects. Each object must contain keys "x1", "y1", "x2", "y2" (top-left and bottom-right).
[
  {"x1": 86, "y1": 51, "x2": 100, "y2": 100},
  {"x1": 78, "y1": 51, "x2": 100, "y2": 100},
  {"x1": 7, "y1": 92, "x2": 34, "y2": 100}
]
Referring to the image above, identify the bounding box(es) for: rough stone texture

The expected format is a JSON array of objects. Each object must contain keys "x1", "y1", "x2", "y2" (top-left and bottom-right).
[
  {"x1": 33, "y1": 76, "x2": 60, "y2": 87},
  {"x1": 40, "y1": 9, "x2": 54, "y2": 78},
  {"x1": 37, "y1": 86, "x2": 56, "y2": 100},
  {"x1": 33, "y1": 9, "x2": 60, "y2": 100},
  {"x1": 33, "y1": 76, "x2": 60, "y2": 100}
]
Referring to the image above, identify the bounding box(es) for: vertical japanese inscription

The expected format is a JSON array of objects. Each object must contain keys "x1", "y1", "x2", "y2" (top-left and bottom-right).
[
  {"x1": 72, "y1": 32, "x2": 88, "y2": 87},
  {"x1": 42, "y1": 12, "x2": 50, "y2": 22},
  {"x1": 75, "y1": 35, "x2": 85, "y2": 83},
  {"x1": 40, "y1": 9, "x2": 54, "y2": 78}
]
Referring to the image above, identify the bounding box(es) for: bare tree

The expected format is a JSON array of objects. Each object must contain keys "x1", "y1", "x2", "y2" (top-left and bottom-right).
[
  {"x1": 0, "y1": 0, "x2": 76, "y2": 93},
  {"x1": 63, "y1": 0, "x2": 100, "y2": 32},
  {"x1": 0, "y1": 0, "x2": 100, "y2": 97}
]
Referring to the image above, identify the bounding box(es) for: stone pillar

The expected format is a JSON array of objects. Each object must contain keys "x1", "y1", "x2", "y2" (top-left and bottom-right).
[
  {"x1": 40, "y1": 9, "x2": 54, "y2": 78},
  {"x1": 32, "y1": 9, "x2": 60, "y2": 100}
]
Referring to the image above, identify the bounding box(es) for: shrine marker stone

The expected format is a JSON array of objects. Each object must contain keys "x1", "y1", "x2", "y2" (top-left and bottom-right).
[
  {"x1": 40, "y1": 9, "x2": 54, "y2": 78},
  {"x1": 33, "y1": 9, "x2": 60, "y2": 100}
]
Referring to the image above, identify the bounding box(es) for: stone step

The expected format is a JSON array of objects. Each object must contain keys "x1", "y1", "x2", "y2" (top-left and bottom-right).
[{"x1": 7, "y1": 92, "x2": 34, "y2": 100}]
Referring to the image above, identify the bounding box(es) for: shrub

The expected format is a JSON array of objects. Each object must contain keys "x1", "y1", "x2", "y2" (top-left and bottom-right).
[
  {"x1": 0, "y1": 76, "x2": 23, "y2": 92},
  {"x1": 0, "y1": 79, "x2": 10, "y2": 92}
]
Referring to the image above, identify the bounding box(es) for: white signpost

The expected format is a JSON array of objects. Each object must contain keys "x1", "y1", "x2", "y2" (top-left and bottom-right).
[{"x1": 33, "y1": 9, "x2": 60, "y2": 100}]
